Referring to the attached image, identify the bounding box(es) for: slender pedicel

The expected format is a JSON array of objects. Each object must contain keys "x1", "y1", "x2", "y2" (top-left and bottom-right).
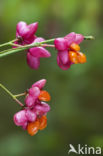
[
  {"x1": 0, "y1": 83, "x2": 24, "y2": 107},
  {"x1": 14, "y1": 92, "x2": 26, "y2": 98}
]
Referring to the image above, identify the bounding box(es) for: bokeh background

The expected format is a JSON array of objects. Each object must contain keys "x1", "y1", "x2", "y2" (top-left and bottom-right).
[{"x1": 0, "y1": 0, "x2": 103, "y2": 156}]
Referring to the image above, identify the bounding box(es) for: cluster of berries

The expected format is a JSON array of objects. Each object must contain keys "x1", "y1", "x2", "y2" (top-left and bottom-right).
[
  {"x1": 54, "y1": 32, "x2": 86, "y2": 70},
  {"x1": 13, "y1": 79, "x2": 51, "y2": 136},
  {"x1": 15, "y1": 21, "x2": 86, "y2": 70},
  {"x1": 15, "y1": 21, "x2": 51, "y2": 70}
]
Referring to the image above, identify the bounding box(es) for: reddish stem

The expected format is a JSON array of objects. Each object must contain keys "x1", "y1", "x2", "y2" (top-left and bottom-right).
[{"x1": 14, "y1": 98, "x2": 24, "y2": 107}]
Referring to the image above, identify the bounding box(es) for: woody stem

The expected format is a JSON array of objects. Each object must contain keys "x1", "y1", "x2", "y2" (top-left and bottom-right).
[{"x1": 0, "y1": 36, "x2": 94, "y2": 58}]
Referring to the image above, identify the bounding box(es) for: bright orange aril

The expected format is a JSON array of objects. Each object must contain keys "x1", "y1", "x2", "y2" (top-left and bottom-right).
[
  {"x1": 70, "y1": 42, "x2": 80, "y2": 51},
  {"x1": 69, "y1": 51, "x2": 79, "y2": 64},
  {"x1": 38, "y1": 90, "x2": 51, "y2": 101},
  {"x1": 27, "y1": 120, "x2": 40, "y2": 136},
  {"x1": 39, "y1": 115, "x2": 47, "y2": 130},
  {"x1": 77, "y1": 52, "x2": 87, "y2": 63}
]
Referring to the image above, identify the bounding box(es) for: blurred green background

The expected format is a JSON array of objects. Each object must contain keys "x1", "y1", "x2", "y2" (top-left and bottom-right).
[{"x1": 0, "y1": 0, "x2": 103, "y2": 155}]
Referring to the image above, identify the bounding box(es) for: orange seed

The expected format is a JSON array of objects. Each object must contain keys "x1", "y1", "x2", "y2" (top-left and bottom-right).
[
  {"x1": 69, "y1": 51, "x2": 79, "y2": 64},
  {"x1": 27, "y1": 120, "x2": 40, "y2": 136},
  {"x1": 77, "y1": 52, "x2": 87, "y2": 63},
  {"x1": 39, "y1": 115, "x2": 47, "y2": 130},
  {"x1": 70, "y1": 42, "x2": 80, "y2": 51},
  {"x1": 38, "y1": 90, "x2": 51, "y2": 101}
]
